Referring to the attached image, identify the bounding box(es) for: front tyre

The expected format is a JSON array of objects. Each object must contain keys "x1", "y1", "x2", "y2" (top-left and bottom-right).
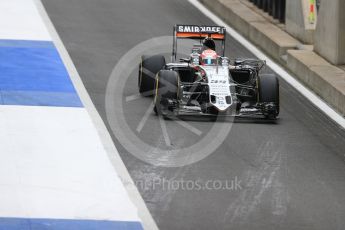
[
  {"x1": 154, "y1": 70, "x2": 179, "y2": 118},
  {"x1": 258, "y1": 74, "x2": 279, "y2": 119},
  {"x1": 138, "y1": 55, "x2": 166, "y2": 96}
]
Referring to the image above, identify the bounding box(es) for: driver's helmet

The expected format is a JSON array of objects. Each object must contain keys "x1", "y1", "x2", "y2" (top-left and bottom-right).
[
  {"x1": 203, "y1": 37, "x2": 216, "y2": 51},
  {"x1": 200, "y1": 49, "x2": 218, "y2": 65}
]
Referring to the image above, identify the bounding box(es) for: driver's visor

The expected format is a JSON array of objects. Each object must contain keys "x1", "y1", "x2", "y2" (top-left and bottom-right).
[{"x1": 203, "y1": 58, "x2": 217, "y2": 65}]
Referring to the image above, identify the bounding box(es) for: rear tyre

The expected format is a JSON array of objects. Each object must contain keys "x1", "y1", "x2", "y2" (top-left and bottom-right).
[
  {"x1": 258, "y1": 74, "x2": 279, "y2": 119},
  {"x1": 138, "y1": 55, "x2": 166, "y2": 96},
  {"x1": 154, "y1": 70, "x2": 179, "y2": 118}
]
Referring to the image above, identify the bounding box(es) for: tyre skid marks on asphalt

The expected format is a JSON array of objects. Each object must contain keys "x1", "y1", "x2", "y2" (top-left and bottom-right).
[
  {"x1": 129, "y1": 165, "x2": 185, "y2": 215},
  {"x1": 223, "y1": 137, "x2": 289, "y2": 223}
]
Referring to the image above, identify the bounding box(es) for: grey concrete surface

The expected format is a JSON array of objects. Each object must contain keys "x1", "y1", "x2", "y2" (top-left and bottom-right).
[
  {"x1": 315, "y1": 0, "x2": 345, "y2": 65},
  {"x1": 287, "y1": 50, "x2": 345, "y2": 116},
  {"x1": 285, "y1": 0, "x2": 316, "y2": 44},
  {"x1": 41, "y1": 0, "x2": 345, "y2": 229}
]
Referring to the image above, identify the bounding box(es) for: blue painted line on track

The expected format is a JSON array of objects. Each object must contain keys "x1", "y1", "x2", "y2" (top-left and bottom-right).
[
  {"x1": 0, "y1": 218, "x2": 143, "y2": 230},
  {"x1": 0, "y1": 40, "x2": 53, "y2": 48},
  {"x1": 0, "y1": 39, "x2": 83, "y2": 107}
]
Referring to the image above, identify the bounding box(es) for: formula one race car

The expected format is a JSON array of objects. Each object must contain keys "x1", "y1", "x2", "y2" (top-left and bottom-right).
[{"x1": 138, "y1": 25, "x2": 279, "y2": 120}]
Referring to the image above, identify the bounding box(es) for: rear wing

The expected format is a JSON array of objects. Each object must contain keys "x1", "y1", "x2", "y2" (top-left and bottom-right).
[
  {"x1": 175, "y1": 25, "x2": 226, "y2": 39},
  {"x1": 172, "y1": 25, "x2": 226, "y2": 61}
]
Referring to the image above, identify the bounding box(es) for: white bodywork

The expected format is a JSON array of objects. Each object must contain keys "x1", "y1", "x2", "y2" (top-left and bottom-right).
[{"x1": 203, "y1": 65, "x2": 232, "y2": 111}]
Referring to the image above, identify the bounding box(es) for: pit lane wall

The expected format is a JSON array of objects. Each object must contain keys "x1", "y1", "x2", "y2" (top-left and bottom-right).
[{"x1": 0, "y1": 0, "x2": 149, "y2": 229}]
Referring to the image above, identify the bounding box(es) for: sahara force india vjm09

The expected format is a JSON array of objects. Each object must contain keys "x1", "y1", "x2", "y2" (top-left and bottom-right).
[{"x1": 138, "y1": 25, "x2": 280, "y2": 120}]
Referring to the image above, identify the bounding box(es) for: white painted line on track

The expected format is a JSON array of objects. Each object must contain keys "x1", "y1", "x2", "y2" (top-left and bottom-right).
[
  {"x1": 189, "y1": 0, "x2": 345, "y2": 129},
  {"x1": 0, "y1": 0, "x2": 51, "y2": 41},
  {"x1": 34, "y1": 0, "x2": 158, "y2": 229}
]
